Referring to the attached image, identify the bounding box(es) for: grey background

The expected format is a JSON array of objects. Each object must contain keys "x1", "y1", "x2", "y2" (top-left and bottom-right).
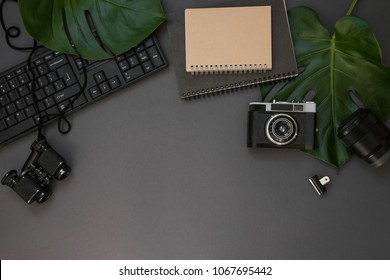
[{"x1": 0, "y1": 0, "x2": 390, "y2": 259}]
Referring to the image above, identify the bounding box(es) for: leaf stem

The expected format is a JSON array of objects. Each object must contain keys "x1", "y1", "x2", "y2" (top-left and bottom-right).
[{"x1": 346, "y1": 0, "x2": 358, "y2": 16}]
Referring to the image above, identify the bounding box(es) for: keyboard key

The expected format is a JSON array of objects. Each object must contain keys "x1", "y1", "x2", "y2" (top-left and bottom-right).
[
  {"x1": 17, "y1": 85, "x2": 30, "y2": 97},
  {"x1": 144, "y1": 36, "x2": 154, "y2": 48},
  {"x1": 24, "y1": 95, "x2": 35, "y2": 105},
  {"x1": 0, "y1": 107, "x2": 6, "y2": 119},
  {"x1": 8, "y1": 78, "x2": 20, "y2": 89},
  {"x1": 34, "y1": 58, "x2": 45, "y2": 66},
  {"x1": 142, "y1": 61, "x2": 154, "y2": 73},
  {"x1": 37, "y1": 101, "x2": 45, "y2": 111},
  {"x1": 44, "y1": 53, "x2": 54, "y2": 61},
  {"x1": 74, "y1": 58, "x2": 83, "y2": 70},
  {"x1": 137, "y1": 51, "x2": 149, "y2": 62},
  {"x1": 94, "y1": 71, "x2": 106, "y2": 84},
  {"x1": 44, "y1": 96, "x2": 56, "y2": 108},
  {"x1": 118, "y1": 60, "x2": 130, "y2": 71},
  {"x1": 71, "y1": 93, "x2": 87, "y2": 108},
  {"x1": 47, "y1": 55, "x2": 68, "y2": 70},
  {"x1": 8, "y1": 90, "x2": 19, "y2": 102},
  {"x1": 6, "y1": 72, "x2": 15, "y2": 80},
  {"x1": 33, "y1": 114, "x2": 42, "y2": 124},
  {"x1": 108, "y1": 77, "x2": 121, "y2": 89},
  {"x1": 128, "y1": 56, "x2": 139, "y2": 67},
  {"x1": 53, "y1": 83, "x2": 81, "y2": 103},
  {"x1": 45, "y1": 106, "x2": 59, "y2": 117},
  {"x1": 5, "y1": 103, "x2": 17, "y2": 115},
  {"x1": 99, "y1": 81, "x2": 111, "y2": 94},
  {"x1": 38, "y1": 76, "x2": 49, "y2": 87},
  {"x1": 54, "y1": 79, "x2": 65, "y2": 91},
  {"x1": 56, "y1": 65, "x2": 77, "y2": 86},
  {"x1": 0, "y1": 117, "x2": 35, "y2": 144},
  {"x1": 0, "y1": 95, "x2": 10, "y2": 106},
  {"x1": 44, "y1": 84, "x2": 56, "y2": 95},
  {"x1": 5, "y1": 115, "x2": 16, "y2": 127},
  {"x1": 135, "y1": 44, "x2": 145, "y2": 53},
  {"x1": 58, "y1": 101, "x2": 71, "y2": 112},
  {"x1": 15, "y1": 68, "x2": 24, "y2": 75},
  {"x1": 123, "y1": 65, "x2": 144, "y2": 82},
  {"x1": 18, "y1": 73, "x2": 30, "y2": 85},
  {"x1": 148, "y1": 46, "x2": 164, "y2": 68},
  {"x1": 115, "y1": 54, "x2": 126, "y2": 62},
  {"x1": 15, "y1": 111, "x2": 27, "y2": 122},
  {"x1": 89, "y1": 86, "x2": 101, "y2": 99},
  {"x1": 15, "y1": 99, "x2": 27, "y2": 110},
  {"x1": 0, "y1": 82, "x2": 10, "y2": 94},
  {"x1": 47, "y1": 71, "x2": 58, "y2": 83},
  {"x1": 35, "y1": 88, "x2": 46, "y2": 100},
  {"x1": 24, "y1": 106, "x2": 36, "y2": 118},
  {"x1": 37, "y1": 64, "x2": 49, "y2": 75},
  {"x1": 0, "y1": 120, "x2": 6, "y2": 131}
]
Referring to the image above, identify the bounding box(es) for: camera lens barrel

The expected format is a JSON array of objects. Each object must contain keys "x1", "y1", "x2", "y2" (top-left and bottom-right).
[
  {"x1": 338, "y1": 108, "x2": 390, "y2": 167},
  {"x1": 265, "y1": 113, "x2": 298, "y2": 146}
]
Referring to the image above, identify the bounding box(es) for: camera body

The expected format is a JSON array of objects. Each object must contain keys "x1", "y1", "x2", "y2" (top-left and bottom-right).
[
  {"x1": 1, "y1": 137, "x2": 71, "y2": 204},
  {"x1": 247, "y1": 101, "x2": 316, "y2": 150}
]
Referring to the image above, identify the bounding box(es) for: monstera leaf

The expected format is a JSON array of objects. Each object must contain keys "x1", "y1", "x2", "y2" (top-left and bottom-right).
[
  {"x1": 18, "y1": 0, "x2": 166, "y2": 60},
  {"x1": 261, "y1": 6, "x2": 390, "y2": 168}
]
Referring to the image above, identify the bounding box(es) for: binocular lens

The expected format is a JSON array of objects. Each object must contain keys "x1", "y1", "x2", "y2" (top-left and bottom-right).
[
  {"x1": 54, "y1": 163, "x2": 71, "y2": 180},
  {"x1": 338, "y1": 108, "x2": 390, "y2": 167}
]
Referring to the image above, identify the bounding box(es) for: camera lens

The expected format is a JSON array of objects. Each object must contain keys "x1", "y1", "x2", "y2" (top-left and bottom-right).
[
  {"x1": 266, "y1": 114, "x2": 298, "y2": 146},
  {"x1": 337, "y1": 108, "x2": 390, "y2": 167}
]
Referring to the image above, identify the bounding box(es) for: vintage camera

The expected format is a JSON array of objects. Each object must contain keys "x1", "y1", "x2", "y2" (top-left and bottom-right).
[
  {"x1": 1, "y1": 137, "x2": 71, "y2": 204},
  {"x1": 247, "y1": 101, "x2": 316, "y2": 149}
]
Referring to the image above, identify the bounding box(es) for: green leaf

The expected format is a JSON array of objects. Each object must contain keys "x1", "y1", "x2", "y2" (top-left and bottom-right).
[
  {"x1": 18, "y1": 0, "x2": 166, "y2": 60},
  {"x1": 261, "y1": 7, "x2": 390, "y2": 168}
]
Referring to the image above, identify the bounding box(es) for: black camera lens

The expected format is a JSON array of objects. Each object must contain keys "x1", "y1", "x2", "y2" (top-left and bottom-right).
[
  {"x1": 266, "y1": 114, "x2": 298, "y2": 146},
  {"x1": 337, "y1": 108, "x2": 390, "y2": 167}
]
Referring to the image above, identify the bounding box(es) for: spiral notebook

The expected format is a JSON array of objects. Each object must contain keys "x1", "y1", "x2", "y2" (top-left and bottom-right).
[
  {"x1": 185, "y1": 6, "x2": 272, "y2": 74},
  {"x1": 167, "y1": 0, "x2": 298, "y2": 99}
]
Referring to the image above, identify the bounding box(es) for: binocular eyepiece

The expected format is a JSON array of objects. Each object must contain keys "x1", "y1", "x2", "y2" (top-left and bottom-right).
[
  {"x1": 30, "y1": 137, "x2": 71, "y2": 180},
  {"x1": 1, "y1": 137, "x2": 71, "y2": 204},
  {"x1": 2, "y1": 170, "x2": 51, "y2": 204}
]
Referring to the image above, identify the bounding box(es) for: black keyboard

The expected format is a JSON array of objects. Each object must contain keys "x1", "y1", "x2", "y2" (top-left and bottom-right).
[{"x1": 0, "y1": 35, "x2": 168, "y2": 148}]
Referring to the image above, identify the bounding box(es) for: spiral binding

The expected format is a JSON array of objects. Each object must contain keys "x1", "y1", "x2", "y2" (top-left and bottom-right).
[
  {"x1": 189, "y1": 64, "x2": 268, "y2": 75},
  {"x1": 181, "y1": 71, "x2": 298, "y2": 99}
]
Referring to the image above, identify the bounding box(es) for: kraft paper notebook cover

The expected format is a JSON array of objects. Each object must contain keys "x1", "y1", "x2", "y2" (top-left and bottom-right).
[
  {"x1": 167, "y1": 0, "x2": 298, "y2": 99},
  {"x1": 185, "y1": 6, "x2": 272, "y2": 74}
]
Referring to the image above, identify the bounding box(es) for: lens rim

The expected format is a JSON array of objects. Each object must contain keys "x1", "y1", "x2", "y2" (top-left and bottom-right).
[
  {"x1": 1, "y1": 170, "x2": 18, "y2": 186},
  {"x1": 265, "y1": 113, "x2": 298, "y2": 146},
  {"x1": 337, "y1": 108, "x2": 369, "y2": 138}
]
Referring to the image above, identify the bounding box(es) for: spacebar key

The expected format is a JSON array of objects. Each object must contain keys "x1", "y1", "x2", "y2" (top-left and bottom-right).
[
  {"x1": 53, "y1": 83, "x2": 81, "y2": 103},
  {"x1": 0, "y1": 118, "x2": 36, "y2": 145}
]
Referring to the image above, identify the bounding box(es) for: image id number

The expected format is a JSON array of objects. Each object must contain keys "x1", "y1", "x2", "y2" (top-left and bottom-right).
[{"x1": 212, "y1": 266, "x2": 272, "y2": 276}]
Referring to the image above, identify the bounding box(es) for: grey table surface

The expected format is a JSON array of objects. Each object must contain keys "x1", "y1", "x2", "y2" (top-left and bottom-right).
[{"x1": 1, "y1": 0, "x2": 390, "y2": 260}]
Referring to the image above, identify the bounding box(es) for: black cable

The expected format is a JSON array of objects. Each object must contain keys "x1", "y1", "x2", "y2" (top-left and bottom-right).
[{"x1": 0, "y1": 0, "x2": 88, "y2": 137}]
